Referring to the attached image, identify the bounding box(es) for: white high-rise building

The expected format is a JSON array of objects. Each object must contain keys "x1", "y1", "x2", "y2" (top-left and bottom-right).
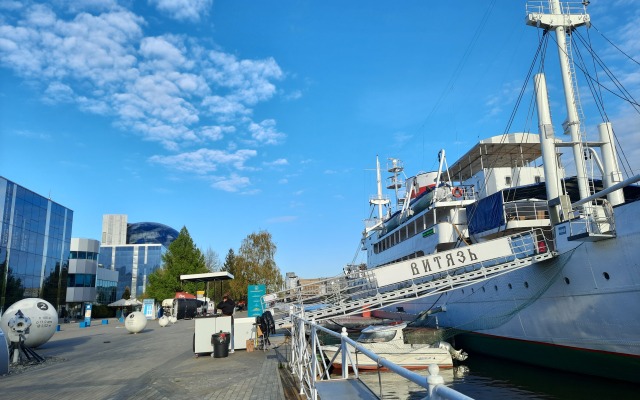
[{"x1": 102, "y1": 214, "x2": 127, "y2": 245}]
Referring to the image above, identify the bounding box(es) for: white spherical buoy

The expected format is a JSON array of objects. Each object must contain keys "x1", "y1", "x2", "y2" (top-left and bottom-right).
[
  {"x1": 0, "y1": 298, "x2": 58, "y2": 348},
  {"x1": 124, "y1": 311, "x2": 147, "y2": 334},
  {"x1": 158, "y1": 315, "x2": 169, "y2": 327}
]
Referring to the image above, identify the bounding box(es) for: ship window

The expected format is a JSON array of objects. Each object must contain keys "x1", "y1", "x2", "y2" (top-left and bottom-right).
[
  {"x1": 564, "y1": 277, "x2": 570, "y2": 285},
  {"x1": 494, "y1": 285, "x2": 498, "y2": 291},
  {"x1": 524, "y1": 281, "x2": 529, "y2": 288},
  {"x1": 482, "y1": 287, "x2": 486, "y2": 292},
  {"x1": 505, "y1": 176, "x2": 512, "y2": 185},
  {"x1": 535, "y1": 176, "x2": 541, "y2": 183},
  {"x1": 508, "y1": 283, "x2": 512, "y2": 289},
  {"x1": 603, "y1": 272, "x2": 610, "y2": 280},
  {"x1": 358, "y1": 328, "x2": 397, "y2": 343}
]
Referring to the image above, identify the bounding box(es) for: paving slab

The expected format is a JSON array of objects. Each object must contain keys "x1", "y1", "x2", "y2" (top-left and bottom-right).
[{"x1": 0, "y1": 317, "x2": 291, "y2": 400}]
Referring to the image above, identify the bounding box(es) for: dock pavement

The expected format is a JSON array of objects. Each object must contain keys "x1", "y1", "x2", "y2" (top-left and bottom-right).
[{"x1": 0, "y1": 314, "x2": 303, "y2": 400}]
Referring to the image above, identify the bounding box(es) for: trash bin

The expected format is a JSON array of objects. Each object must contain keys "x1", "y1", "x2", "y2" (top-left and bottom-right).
[{"x1": 211, "y1": 331, "x2": 230, "y2": 358}]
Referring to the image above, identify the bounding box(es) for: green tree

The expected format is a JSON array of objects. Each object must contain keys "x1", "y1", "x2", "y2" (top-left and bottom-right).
[
  {"x1": 122, "y1": 286, "x2": 131, "y2": 300},
  {"x1": 229, "y1": 231, "x2": 283, "y2": 300},
  {"x1": 146, "y1": 226, "x2": 208, "y2": 300},
  {"x1": 215, "y1": 249, "x2": 235, "y2": 302}
]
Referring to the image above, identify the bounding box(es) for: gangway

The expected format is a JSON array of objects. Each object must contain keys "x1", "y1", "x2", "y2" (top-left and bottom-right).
[{"x1": 264, "y1": 228, "x2": 556, "y2": 329}]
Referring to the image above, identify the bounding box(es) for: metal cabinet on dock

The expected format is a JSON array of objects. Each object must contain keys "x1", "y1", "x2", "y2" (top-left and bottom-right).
[{"x1": 193, "y1": 315, "x2": 232, "y2": 355}]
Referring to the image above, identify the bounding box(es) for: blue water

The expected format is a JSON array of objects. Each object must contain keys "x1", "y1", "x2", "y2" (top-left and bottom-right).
[
  {"x1": 320, "y1": 329, "x2": 640, "y2": 399},
  {"x1": 355, "y1": 352, "x2": 640, "y2": 399}
]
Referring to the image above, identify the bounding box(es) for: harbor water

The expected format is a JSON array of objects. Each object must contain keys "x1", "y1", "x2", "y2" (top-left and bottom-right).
[{"x1": 321, "y1": 328, "x2": 640, "y2": 399}]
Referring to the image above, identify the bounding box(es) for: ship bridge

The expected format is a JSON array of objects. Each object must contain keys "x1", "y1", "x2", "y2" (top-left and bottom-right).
[{"x1": 263, "y1": 227, "x2": 556, "y2": 329}]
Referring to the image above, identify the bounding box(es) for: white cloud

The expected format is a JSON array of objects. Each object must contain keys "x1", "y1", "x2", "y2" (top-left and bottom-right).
[
  {"x1": 149, "y1": 148, "x2": 257, "y2": 174},
  {"x1": 0, "y1": 2, "x2": 288, "y2": 192},
  {"x1": 212, "y1": 173, "x2": 251, "y2": 192},
  {"x1": 149, "y1": 0, "x2": 212, "y2": 23},
  {"x1": 249, "y1": 119, "x2": 285, "y2": 145},
  {"x1": 264, "y1": 158, "x2": 288, "y2": 167}
]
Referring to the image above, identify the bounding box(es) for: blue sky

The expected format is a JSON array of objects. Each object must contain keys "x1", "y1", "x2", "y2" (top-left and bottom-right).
[{"x1": 1, "y1": 0, "x2": 639, "y2": 279}]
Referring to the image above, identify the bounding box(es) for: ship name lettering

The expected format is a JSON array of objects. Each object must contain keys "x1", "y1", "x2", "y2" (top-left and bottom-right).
[
  {"x1": 468, "y1": 249, "x2": 478, "y2": 261},
  {"x1": 446, "y1": 253, "x2": 455, "y2": 267},
  {"x1": 411, "y1": 263, "x2": 419, "y2": 275},
  {"x1": 421, "y1": 258, "x2": 432, "y2": 273},
  {"x1": 433, "y1": 256, "x2": 442, "y2": 269},
  {"x1": 457, "y1": 250, "x2": 466, "y2": 263}
]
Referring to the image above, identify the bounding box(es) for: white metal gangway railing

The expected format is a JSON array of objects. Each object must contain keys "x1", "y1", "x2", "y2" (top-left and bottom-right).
[
  {"x1": 265, "y1": 228, "x2": 556, "y2": 328},
  {"x1": 289, "y1": 307, "x2": 473, "y2": 400}
]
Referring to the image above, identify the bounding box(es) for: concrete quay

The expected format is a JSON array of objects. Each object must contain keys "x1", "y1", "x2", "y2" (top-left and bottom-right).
[{"x1": 1, "y1": 315, "x2": 300, "y2": 400}]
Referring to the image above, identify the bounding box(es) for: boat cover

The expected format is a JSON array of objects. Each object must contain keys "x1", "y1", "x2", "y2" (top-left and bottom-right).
[{"x1": 466, "y1": 191, "x2": 505, "y2": 234}]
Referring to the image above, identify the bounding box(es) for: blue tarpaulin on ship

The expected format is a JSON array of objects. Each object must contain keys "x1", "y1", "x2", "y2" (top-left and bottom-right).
[{"x1": 466, "y1": 191, "x2": 505, "y2": 234}]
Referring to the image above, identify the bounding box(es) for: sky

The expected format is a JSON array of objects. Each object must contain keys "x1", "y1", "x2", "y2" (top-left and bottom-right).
[{"x1": 1, "y1": 0, "x2": 639, "y2": 279}]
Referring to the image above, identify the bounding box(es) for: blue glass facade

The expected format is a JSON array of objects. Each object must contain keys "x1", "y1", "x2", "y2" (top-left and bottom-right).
[
  {"x1": 98, "y1": 243, "x2": 164, "y2": 299},
  {"x1": 96, "y1": 267, "x2": 118, "y2": 305},
  {"x1": 0, "y1": 177, "x2": 73, "y2": 313}
]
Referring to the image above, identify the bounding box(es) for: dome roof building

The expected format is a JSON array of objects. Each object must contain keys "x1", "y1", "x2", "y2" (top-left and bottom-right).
[{"x1": 127, "y1": 222, "x2": 179, "y2": 248}]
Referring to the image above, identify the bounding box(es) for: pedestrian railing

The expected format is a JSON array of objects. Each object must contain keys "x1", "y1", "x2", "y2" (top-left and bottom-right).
[{"x1": 289, "y1": 306, "x2": 473, "y2": 400}]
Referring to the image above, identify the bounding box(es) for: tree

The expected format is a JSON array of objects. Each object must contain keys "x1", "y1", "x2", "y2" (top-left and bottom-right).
[
  {"x1": 203, "y1": 247, "x2": 221, "y2": 272},
  {"x1": 215, "y1": 249, "x2": 235, "y2": 302},
  {"x1": 146, "y1": 226, "x2": 208, "y2": 300},
  {"x1": 229, "y1": 231, "x2": 283, "y2": 300},
  {"x1": 122, "y1": 286, "x2": 131, "y2": 300}
]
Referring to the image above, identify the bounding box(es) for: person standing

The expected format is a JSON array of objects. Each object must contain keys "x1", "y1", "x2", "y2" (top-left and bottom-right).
[
  {"x1": 217, "y1": 293, "x2": 235, "y2": 316},
  {"x1": 217, "y1": 293, "x2": 236, "y2": 353}
]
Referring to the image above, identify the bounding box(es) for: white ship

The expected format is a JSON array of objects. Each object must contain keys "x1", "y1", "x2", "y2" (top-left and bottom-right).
[{"x1": 361, "y1": 1, "x2": 640, "y2": 382}]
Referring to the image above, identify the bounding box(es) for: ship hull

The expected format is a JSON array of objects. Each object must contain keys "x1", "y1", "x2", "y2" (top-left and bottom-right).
[
  {"x1": 389, "y1": 199, "x2": 640, "y2": 382},
  {"x1": 453, "y1": 332, "x2": 640, "y2": 383}
]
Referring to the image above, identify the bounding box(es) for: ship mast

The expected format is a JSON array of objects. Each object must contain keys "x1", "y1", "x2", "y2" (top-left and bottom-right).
[
  {"x1": 527, "y1": 1, "x2": 624, "y2": 238},
  {"x1": 370, "y1": 156, "x2": 390, "y2": 221},
  {"x1": 526, "y1": 0, "x2": 591, "y2": 200},
  {"x1": 550, "y1": 0, "x2": 590, "y2": 200}
]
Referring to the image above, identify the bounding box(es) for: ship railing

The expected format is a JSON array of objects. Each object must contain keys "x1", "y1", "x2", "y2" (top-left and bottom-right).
[
  {"x1": 504, "y1": 200, "x2": 549, "y2": 222},
  {"x1": 567, "y1": 198, "x2": 616, "y2": 237},
  {"x1": 289, "y1": 306, "x2": 474, "y2": 400},
  {"x1": 262, "y1": 270, "x2": 380, "y2": 323},
  {"x1": 267, "y1": 228, "x2": 556, "y2": 326},
  {"x1": 433, "y1": 184, "x2": 477, "y2": 203},
  {"x1": 525, "y1": 1, "x2": 589, "y2": 17}
]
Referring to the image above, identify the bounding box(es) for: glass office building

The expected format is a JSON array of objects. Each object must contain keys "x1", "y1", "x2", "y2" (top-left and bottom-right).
[
  {"x1": 0, "y1": 177, "x2": 73, "y2": 314},
  {"x1": 99, "y1": 243, "x2": 165, "y2": 299},
  {"x1": 99, "y1": 218, "x2": 177, "y2": 299}
]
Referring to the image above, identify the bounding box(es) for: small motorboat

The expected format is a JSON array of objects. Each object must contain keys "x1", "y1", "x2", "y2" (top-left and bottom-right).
[{"x1": 321, "y1": 323, "x2": 467, "y2": 371}]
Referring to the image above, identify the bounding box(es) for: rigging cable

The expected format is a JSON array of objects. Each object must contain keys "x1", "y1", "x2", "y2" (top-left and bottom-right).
[{"x1": 463, "y1": 31, "x2": 550, "y2": 240}]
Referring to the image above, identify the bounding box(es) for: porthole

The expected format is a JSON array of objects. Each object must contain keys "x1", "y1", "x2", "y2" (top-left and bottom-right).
[
  {"x1": 603, "y1": 272, "x2": 610, "y2": 280},
  {"x1": 461, "y1": 289, "x2": 465, "y2": 294},
  {"x1": 508, "y1": 283, "x2": 512, "y2": 290},
  {"x1": 524, "y1": 282, "x2": 529, "y2": 288},
  {"x1": 482, "y1": 287, "x2": 486, "y2": 292},
  {"x1": 564, "y1": 277, "x2": 570, "y2": 285},
  {"x1": 494, "y1": 285, "x2": 498, "y2": 291},
  {"x1": 472, "y1": 288, "x2": 475, "y2": 293}
]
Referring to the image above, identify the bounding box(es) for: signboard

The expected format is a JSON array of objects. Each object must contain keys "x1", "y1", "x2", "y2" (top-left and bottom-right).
[
  {"x1": 372, "y1": 238, "x2": 514, "y2": 288},
  {"x1": 143, "y1": 299, "x2": 155, "y2": 319},
  {"x1": 247, "y1": 284, "x2": 266, "y2": 317},
  {"x1": 84, "y1": 303, "x2": 92, "y2": 327}
]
